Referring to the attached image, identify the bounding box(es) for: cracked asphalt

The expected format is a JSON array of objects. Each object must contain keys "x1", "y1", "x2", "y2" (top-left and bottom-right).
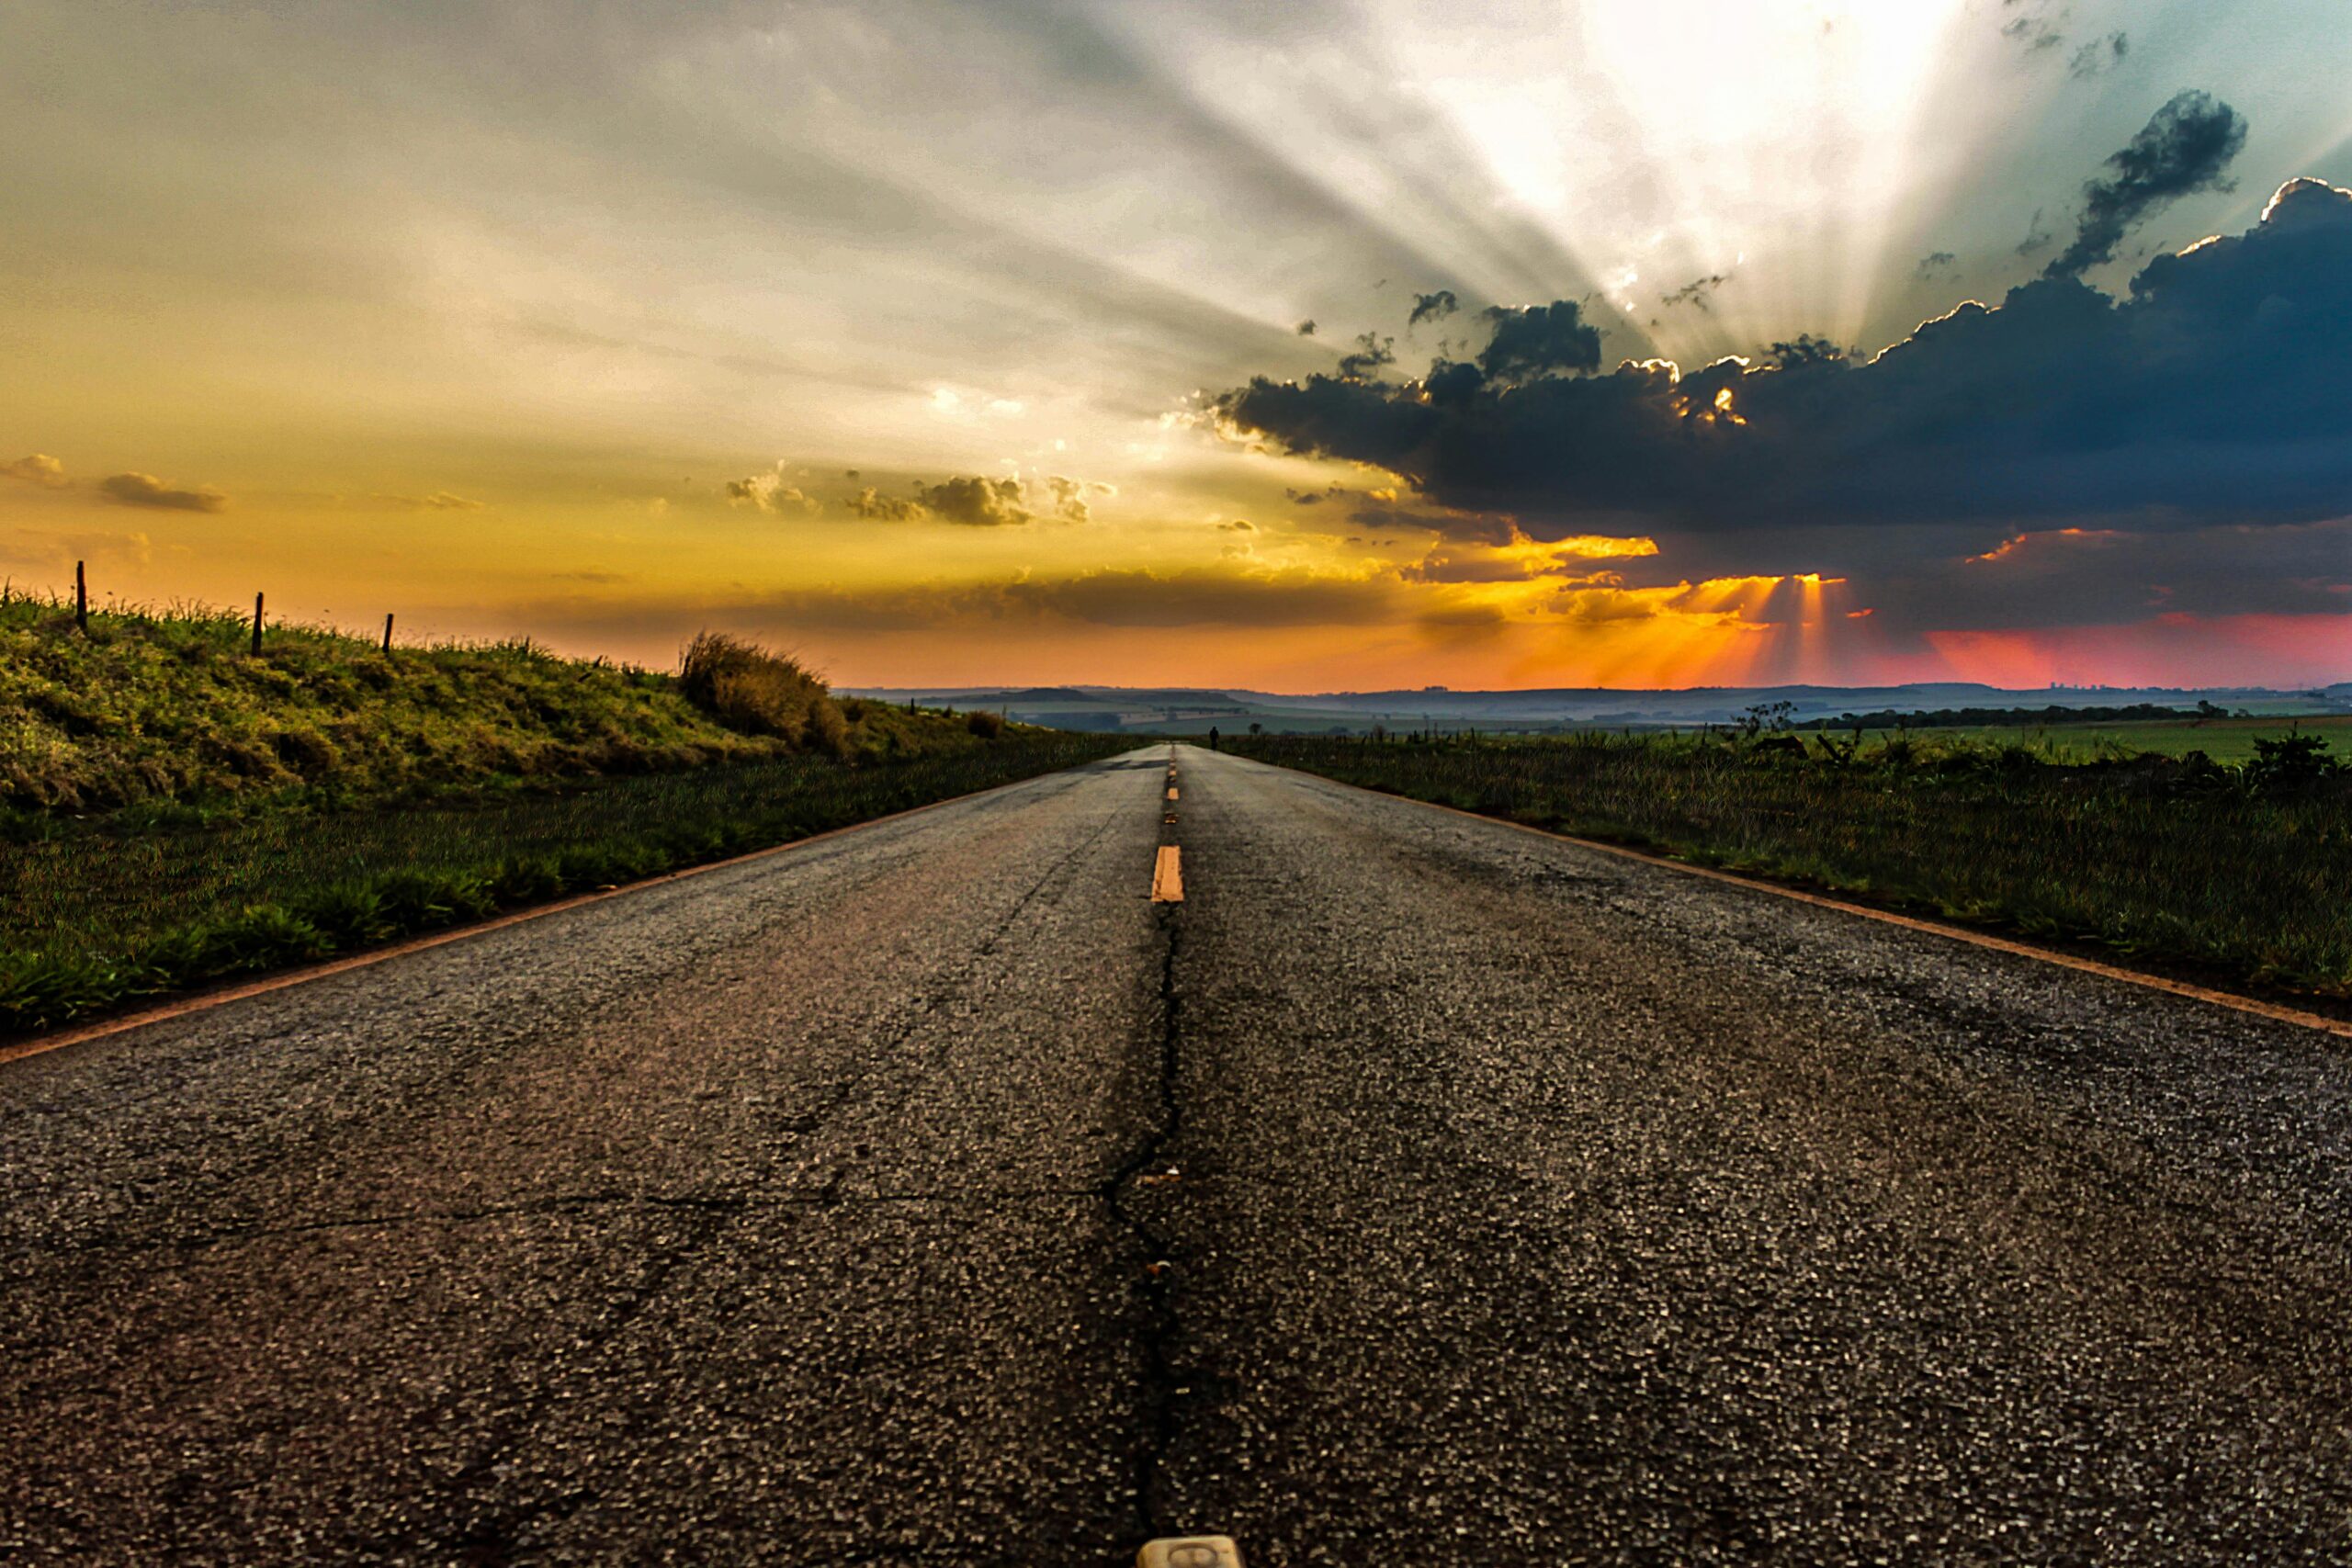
[{"x1": 6, "y1": 743, "x2": 2352, "y2": 1563}]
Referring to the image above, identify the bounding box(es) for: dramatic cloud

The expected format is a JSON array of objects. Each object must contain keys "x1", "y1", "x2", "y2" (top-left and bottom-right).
[
  {"x1": 1475, "y1": 300, "x2": 1603, "y2": 381},
  {"x1": 1408, "y1": 289, "x2": 1459, "y2": 327},
  {"x1": 1857, "y1": 515, "x2": 2352, "y2": 633},
  {"x1": 98, "y1": 471, "x2": 227, "y2": 512},
  {"x1": 2047, "y1": 90, "x2": 2247, "y2": 278},
  {"x1": 911, "y1": 474, "x2": 1032, "y2": 526},
  {"x1": 3, "y1": 454, "x2": 68, "y2": 488},
  {"x1": 1215, "y1": 177, "x2": 2352, "y2": 554}
]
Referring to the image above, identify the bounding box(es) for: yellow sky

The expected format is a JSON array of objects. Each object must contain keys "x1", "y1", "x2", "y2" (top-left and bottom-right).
[{"x1": 6, "y1": 1, "x2": 2351, "y2": 690}]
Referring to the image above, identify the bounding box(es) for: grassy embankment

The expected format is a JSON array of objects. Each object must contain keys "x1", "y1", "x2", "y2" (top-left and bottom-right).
[
  {"x1": 0, "y1": 597, "x2": 1130, "y2": 1033},
  {"x1": 1231, "y1": 730, "x2": 2352, "y2": 996}
]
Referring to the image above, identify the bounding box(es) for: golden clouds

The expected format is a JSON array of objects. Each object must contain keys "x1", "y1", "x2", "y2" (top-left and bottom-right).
[
  {"x1": 98, "y1": 472, "x2": 228, "y2": 513},
  {"x1": 3, "y1": 455, "x2": 69, "y2": 489}
]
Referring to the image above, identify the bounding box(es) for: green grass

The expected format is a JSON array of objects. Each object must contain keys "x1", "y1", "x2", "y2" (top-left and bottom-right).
[
  {"x1": 1230, "y1": 730, "x2": 2352, "y2": 996},
  {"x1": 0, "y1": 594, "x2": 1003, "y2": 816},
  {"x1": 0, "y1": 734, "x2": 1134, "y2": 1033},
  {"x1": 0, "y1": 594, "x2": 1128, "y2": 1034},
  {"x1": 1861, "y1": 715, "x2": 2352, "y2": 763}
]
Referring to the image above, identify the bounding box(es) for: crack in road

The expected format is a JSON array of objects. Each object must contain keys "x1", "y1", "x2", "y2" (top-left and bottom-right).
[{"x1": 1104, "y1": 901, "x2": 1189, "y2": 1541}]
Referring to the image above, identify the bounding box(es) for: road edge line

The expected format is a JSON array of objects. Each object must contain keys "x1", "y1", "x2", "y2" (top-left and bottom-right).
[
  {"x1": 2, "y1": 755, "x2": 1139, "y2": 1068},
  {"x1": 1266, "y1": 760, "x2": 2352, "y2": 1043}
]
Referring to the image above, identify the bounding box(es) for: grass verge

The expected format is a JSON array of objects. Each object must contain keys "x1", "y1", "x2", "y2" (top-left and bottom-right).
[
  {"x1": 1230, "y1": 731, "x2": 2352, "y2": 997},
  {"x1": 0, "y1": 734, "x2": 1134, "y2": 1036}
]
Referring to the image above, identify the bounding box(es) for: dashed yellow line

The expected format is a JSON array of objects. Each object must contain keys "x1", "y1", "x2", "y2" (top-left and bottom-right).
[{"x1": 1151, "y1": 845, "x2": 1184, "y2": 903}]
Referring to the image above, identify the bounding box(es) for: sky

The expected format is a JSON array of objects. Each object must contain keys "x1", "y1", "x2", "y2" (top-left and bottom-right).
[{"x1": 6, "y1": 0, "x2": 2352, "y2": 692}]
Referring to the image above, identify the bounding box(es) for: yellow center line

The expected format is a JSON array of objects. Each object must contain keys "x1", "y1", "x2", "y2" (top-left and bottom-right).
[
  {"x1": 1151, "y1": 845, "x2": 1184, "y2": 903},
  {"x1": 1139, "y1": 1537, "x2": 1243, "y2": 1567},
  {"x1": 1166, "y1": 786, "x2": 1179, "y2": 801}
]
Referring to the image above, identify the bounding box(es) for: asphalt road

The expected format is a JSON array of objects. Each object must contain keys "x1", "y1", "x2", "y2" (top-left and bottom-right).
[{"x1": 6, "y1": 743, "x2": 2351, "y2": 1564}]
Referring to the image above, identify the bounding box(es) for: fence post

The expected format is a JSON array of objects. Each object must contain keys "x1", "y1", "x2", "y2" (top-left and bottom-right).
[
  {"x1": 251, "y1": 592, "x2": 265, "y2": 657},
  {"x1": 382, "y1": 612, "x2": 394, "y2": 654},
  {"x1": 75, "y1": 560, "x2": 88, "y2": 632}
]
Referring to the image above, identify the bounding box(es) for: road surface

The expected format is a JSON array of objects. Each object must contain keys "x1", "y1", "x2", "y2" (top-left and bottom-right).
[{"x1": 5, "y1": 744, "x2": 2350, "y2": 1563}]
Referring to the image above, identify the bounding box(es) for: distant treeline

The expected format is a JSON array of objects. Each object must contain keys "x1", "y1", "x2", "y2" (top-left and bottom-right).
[{"x1": 1797, "y1": 703, "x2": 2202, "y2": 731}]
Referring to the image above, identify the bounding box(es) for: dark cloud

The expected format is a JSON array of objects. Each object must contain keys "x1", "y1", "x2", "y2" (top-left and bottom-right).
[
  {"x1": 1913, "y1": 251, "x2": 1957, "y2": 281},
  {"x1": 98, "y1": 471, "x2": 228, "y2": 512},
  {"x1": 1408, "y1": 289, "x2": 1459, "y2": 328},
  {"x1": 3, "y1": 454, "x2": 69, "y2": 489},
  {"x1": 1295, "y1": 319, "x2": 1317, "y2": 336},
  {"x1": 910, "y1": 474, "x2": 1031, "y2": 526},
  {"x1": 1860, "y1": 516, "x2": 2352, "y2": 632},
  {"x1": 1476, "y1": 299, "x2": 1603, "y2": 381},
  {"x1": 1336, "y1": 331, "x2": 1396, "y2": 379},
  {"x1": 2047, "y1": 90, "x2": 2246, "y2": 278},
  {"x1": 1660, "y1": 273, "x2": 1730, "y2": 312},
  {"x1": 651, "y1": 568, "x2": 1407, "y2": 635},
  {"x1": 1213, "y1": 177, "x2": 2352, "y2": 556}
]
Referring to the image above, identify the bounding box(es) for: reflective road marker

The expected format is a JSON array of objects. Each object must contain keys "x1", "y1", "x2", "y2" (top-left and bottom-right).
[{"x1": 1151, "y1": 845, "x2": 1184, "y2": 903}]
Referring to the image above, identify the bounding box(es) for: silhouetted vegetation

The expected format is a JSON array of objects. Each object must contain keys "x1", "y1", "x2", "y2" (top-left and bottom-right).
[
  {"x1": 1793, "y1": 702, "x2": 2204, "y2": 730},
  {"x1": 1232, "y1": 729, "x2": 2352, "y2": 995}
]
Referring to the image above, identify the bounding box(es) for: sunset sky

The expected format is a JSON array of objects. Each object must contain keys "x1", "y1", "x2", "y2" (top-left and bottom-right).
[{"x1": 6, "y1": 0, "x2": 2352, "y2": 691}]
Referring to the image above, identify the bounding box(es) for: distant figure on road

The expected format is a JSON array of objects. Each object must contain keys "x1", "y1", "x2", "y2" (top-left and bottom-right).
[{"x1": 1208, "y1": 726, "x2": 1220, "y2": 751}]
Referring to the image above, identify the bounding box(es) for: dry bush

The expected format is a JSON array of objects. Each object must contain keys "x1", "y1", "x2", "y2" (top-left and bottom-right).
[
  {"x1": 678, "y1": 631, "x2": 844, "y2": 752},
  {"x1": 966, "y1": 709, "x2": 1006, "y2": 739}
]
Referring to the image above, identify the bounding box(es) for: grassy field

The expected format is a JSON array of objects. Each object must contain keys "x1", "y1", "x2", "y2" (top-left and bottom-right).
[
  {"x1": 0, "y1": 595, "x2": 998, "y2": 816},
  {"x1": 0, "y1": 597, "x2": 1128, "y2": 1033},
  {"x1": 1231, "y1": 730, "x2": 2352, "y2": 996},
  {"x1": 1831, "y1": 715, "x2": 2352, "y2": 763},
  {"x1": 0, "y1": 734, "x2": 1130, "y2": 1033}
]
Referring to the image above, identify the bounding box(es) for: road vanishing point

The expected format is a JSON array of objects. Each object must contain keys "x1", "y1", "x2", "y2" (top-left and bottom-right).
[{"x1": 6, "y1": 744, "x2": 2351, "y2": 1563}]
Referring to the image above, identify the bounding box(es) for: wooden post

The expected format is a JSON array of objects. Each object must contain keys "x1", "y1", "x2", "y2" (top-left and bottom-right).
[
  {"x1": 382, "y1": 612, "x2": 395, "y2": 654},
  {"x1": 75, "y1": 560, "x2": 88, "y2": 632},
  {"x1": 250, "y1": 592, "x2": 265, "y2": 656}
]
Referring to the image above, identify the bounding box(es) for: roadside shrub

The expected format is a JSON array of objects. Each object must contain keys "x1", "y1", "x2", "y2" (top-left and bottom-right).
[
  {"x1": 678, "y1": 631, "x2": 841, "y2": 748},
  {"x1": 967, "y1": 709, "x2": 1006, "y2": 739},
  {"x1": 2246, "y1": 730, "x2": 2341, "y2": 797}
]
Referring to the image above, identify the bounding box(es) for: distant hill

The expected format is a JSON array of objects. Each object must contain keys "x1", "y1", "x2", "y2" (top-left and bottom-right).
[{"x1": 848, "y1": 680, "x2": 2349, "y2": 737}]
